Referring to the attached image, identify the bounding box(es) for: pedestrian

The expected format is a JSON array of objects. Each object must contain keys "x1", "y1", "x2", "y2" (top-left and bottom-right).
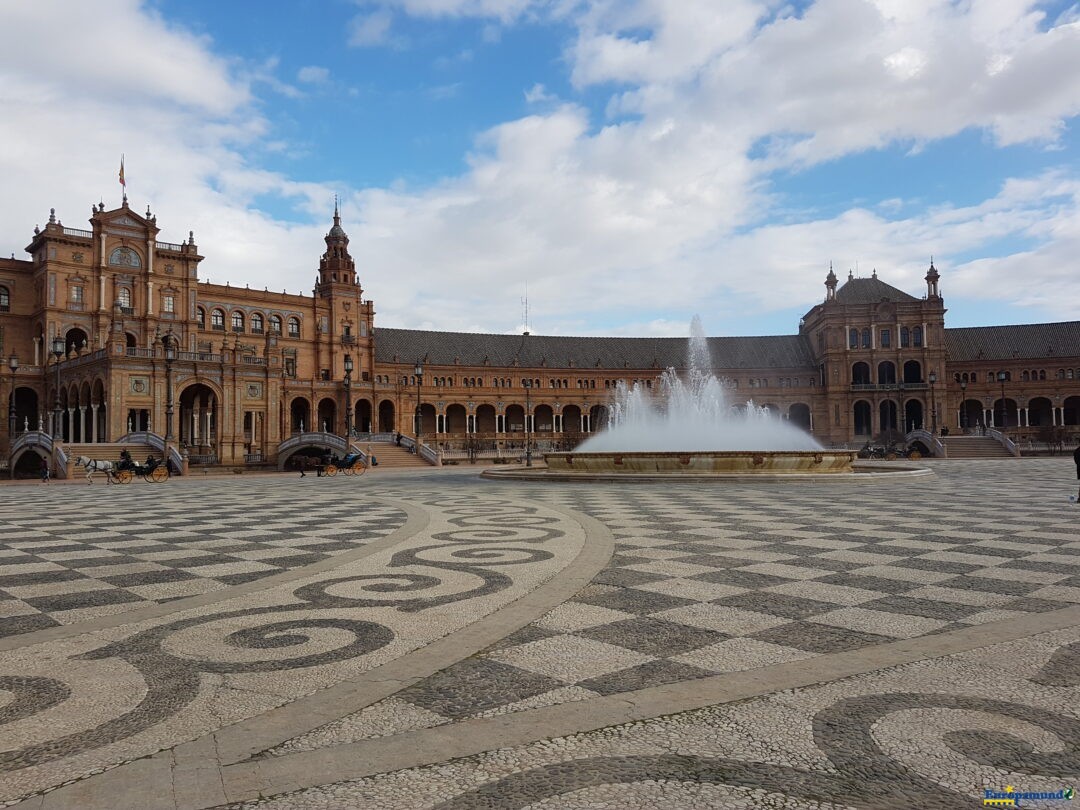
[
  {"x1": 1072, "y1": 442, "x2": 1080, "y2": 503},
  {"x1": 395, "y1": 432, "x2": 401, "y2": 446},
  {"x1": 40, "y1": 455, "x2": 50, "y2": 483}
]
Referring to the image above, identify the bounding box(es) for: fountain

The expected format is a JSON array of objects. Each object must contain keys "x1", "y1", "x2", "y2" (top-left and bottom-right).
[
  {"x1": 540, "y1": 317, "x2": 855, "y2": 477},
  {"x1": 484, "y1": 317, "x2": 931, "y2": 482}
]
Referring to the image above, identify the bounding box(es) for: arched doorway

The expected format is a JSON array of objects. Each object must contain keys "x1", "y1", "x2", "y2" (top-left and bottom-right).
[
  {"x1": 879, "y1": 400, "x2": 898, "y2": 432},
  {"x1": 904, "y1": 399, "x2": 923, "y2": 432},
  {"x1": 877, "y1": 361, "x2": 896, "y2": 385},
  {"x1": 960, "y1": 398, "x2": 982, "y2": 431},
  {"x1": 317, "y1": 398, "x2": 337, "y2": 434},
  {"x1": 851, "y1": 362, "x2": 871, "y2": 385},
  {"x1": 476, "y1": 404, "x2": 497, "y2": 433},
  {"x1": 378, "y1": 399, "x2": 395, "y2": 433},
  {"x1": 590, "y1": 404, "x2": 609, "y2": 431},
  {"x1": 1062, "y1": 396, "x2": 1080, "y2": 426},
  {"x1": 445, "y1": 404, "x2": 467, "y2": 435},
  {"x1": 125, "y1": 333, "x2": 137, "y2": 350},
  {"x1": 562, "y1": 404, "x2": 582, "y2": 434},
  {"x1": 65, "y1": 327, "x2": 89, "y2": 355},
  {"x1": 180, "y1": 384, "x2": 219, "y2": 449},
  {"x1": 418, "y1": 403, "x2": 436, "y2": 436},
  {"x1": 994, "y1": 397, "x2": 1019, "y2": 429},
  {"x1": 534, "y1": 404, "x2": 554, "y2": 434},
  {"x1": 902, "y1": 360, "x2": 922, "y2": 384},
  {"x1": 1027, "y1": 397, "x2": 1053, "y2": 427},
  {"x1": 853, "y1": 401, "x2": 872, "y2": 436},
  {"x1": 789, "y1": 403, "x2": 812, "y2": 431},
  {"x1": 355, "y1": 399, "x2": 373, "y2": 434},
  {"x1": 505, "y1": 404, "x2": 525, "y2": 434}
]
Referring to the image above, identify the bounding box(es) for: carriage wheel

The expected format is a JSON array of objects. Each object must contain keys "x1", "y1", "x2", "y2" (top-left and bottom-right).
[
  {"x1": 885, "y1": 452, "x2": 897, "y2": 461},
  {"x1": 353, "y1": 461, "x2": 367, "y2": 476},
  {"x1": 908, "y1": 450, "x2": 922, "y2": 460},
  {"x1": 324, "y1": 464, "x2": 338, "y2": 477},
  {"x1": 342, "y1": 464, "x2": 354, "y2": 477},
  {"x1": 149, "y1": 465, "x2": 170, "y2": 483},
  {"x1": 115, "y1": 469, "x2": 133, "y2": 484}
]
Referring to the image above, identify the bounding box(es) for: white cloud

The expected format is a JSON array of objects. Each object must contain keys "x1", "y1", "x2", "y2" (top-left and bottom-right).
[
  {"x1": 2, "y1": 0, "x2": 1079, "y2": 339},
  {"x1": 298, "y1": 65, "x2": 331, "y2": 83},
  {"x1": 348, "y1": 9, "x2": 396, "y2": 46}
]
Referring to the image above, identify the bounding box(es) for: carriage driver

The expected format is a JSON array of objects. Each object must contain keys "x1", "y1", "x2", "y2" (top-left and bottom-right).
[{"x1": 118, "y1": 449, "x2": 133, "y2": 469}]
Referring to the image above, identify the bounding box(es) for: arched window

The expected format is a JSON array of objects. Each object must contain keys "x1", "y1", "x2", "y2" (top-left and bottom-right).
[
  {"x1": 0, "y1": 285, "x2": 9, "y2": 312},
  {"x1": 118, "y1": 287, "x2": 131, "y2": 308},
  {"x1": 197, "y1": 307, "x2": 206, "y2": 328},
  {"x1": 1022, "y1": 371, "x2": 1030, "y2": 381},
  {"x1": 912, "y1": 326, "x2": 923, "y2": 347},
  {"x1": 231, "y1": 311, "x2": 244, "y2": 332},
  {"x1": 288, "y1": 317, "x2": 300, "y2": 338},
  {"x1": 269, "y1": 314, "x2": 282, "y2": 334},
  {"x1": 1039, "y1": 369, "x2": 1046, "y2": 381},
  {"x1": 211, "y1": 309, "x2": 225, "y2": 330},
  {"x1": 251, "y1": 313, "x2": 264, "y2": 334},
  {"x1": 861, "y1": 328, "x2": 871, "y2": 348},
  {"x1": 849, "y1": 328, "x2": 858, "y2": 349},
  {"x1": 900, "y1": 327, "x2": 910, "y2": 347}
]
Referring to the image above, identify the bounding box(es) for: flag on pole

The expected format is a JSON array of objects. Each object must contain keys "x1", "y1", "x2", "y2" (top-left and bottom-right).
[{"x1": 119, "y1": 155, "x2": 126, "y2": 188}]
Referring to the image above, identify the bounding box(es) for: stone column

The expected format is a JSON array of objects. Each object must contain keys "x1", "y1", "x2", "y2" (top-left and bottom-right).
[{"x1": 90, "y1": 405, "x2": 98, "y2": 443}]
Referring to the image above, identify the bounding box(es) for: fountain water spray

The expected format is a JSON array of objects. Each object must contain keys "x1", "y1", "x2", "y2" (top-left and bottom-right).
[{"x1": 577, "y1": 316, "x2": 821, "y2": 453}]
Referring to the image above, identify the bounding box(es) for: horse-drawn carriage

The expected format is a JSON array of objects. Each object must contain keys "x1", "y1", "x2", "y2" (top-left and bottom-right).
[
  {"x1": 114, "y1": 455, "x2": 170, "y2": 484},
  {"x1": 294, "y1": 451, "x2": 367, "y2": 477},
  {"x1": 75, "y1": 453, "x2": 169, "y2": 484}
]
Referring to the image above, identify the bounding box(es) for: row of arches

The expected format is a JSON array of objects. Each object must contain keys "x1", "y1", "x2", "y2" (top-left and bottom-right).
[
  {"x1": 851, "y1": 395, "x2": 1080, "y2": 435},
  {"x1": 283, "y1": 398, "x2": 816, "y2": 436}
]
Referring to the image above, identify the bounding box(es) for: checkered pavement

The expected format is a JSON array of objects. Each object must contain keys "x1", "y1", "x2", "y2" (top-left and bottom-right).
[
  {"x1": 393, "y1": 466, "x2": 1080, "y2": 721},
  {"x1": 0, "y1": 486, "x2": 406, "y2": 637}
]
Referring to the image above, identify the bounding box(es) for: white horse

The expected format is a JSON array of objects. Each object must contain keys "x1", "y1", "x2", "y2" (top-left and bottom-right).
[{"x1": 75, "y1": 455, "x2": 116, "y2": 484}]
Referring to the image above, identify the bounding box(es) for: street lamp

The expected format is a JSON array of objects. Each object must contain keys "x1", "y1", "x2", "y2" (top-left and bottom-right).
[
  {"x1": 523, "y1": 378, "x2": 533, "y2": 467},
  {"x1": 997, "y1": 370, "x2": 1008, "y2": 429},
  {"x1": 6, "y1": 354, "x2": 17, "y2": 454},
  {"x1": 414, "y1": 362, "x2": 423, "y2": 452},
  {"x1": 959, "y1": 379, "x2": 967, "y2": 431},
  {"x1": 343, "y1": 354, "x2": 354, "y2": 441},
  {"x1": 50, "y1": 335, "x2": 64, "y2": 439},
  {"x1": 928, "y1": 370, "x2": 938, "y2": 433},
  {"x1": 161, "y1": 331, "x2": 178, "y2": 471},
  {"x1": 896, "y1": 379, "x2": 905, "y2": 434}
]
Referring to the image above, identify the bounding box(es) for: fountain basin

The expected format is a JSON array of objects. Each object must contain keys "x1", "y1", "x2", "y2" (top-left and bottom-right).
[{"x1": 545, "y1": 450, "x2": 855, "y2": 475}]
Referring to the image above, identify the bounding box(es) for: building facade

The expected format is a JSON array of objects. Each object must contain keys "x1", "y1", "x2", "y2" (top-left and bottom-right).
[{"x1": 2, "y1": 198, "x2": 1078, "y2": 473}]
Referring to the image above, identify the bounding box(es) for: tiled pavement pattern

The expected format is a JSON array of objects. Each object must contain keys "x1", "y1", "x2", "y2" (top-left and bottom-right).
[
  {"x1": 237, "y1": 624, "x2": 1080, "y2": 810},
  {"x1": 0, "y1": 485, "x2": 406, "y2": 637},
  {"x1": 284, "y1": 460, "x2": 1080, "y2": 745}
]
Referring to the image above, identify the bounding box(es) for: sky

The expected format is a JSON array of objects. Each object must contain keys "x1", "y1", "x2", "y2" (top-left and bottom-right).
[{"x1": 1, "y1": 0, "x2": 1079, "y2": 338}]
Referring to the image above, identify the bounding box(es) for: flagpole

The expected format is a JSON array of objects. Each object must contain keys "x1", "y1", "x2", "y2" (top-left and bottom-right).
[{"x1": 119, "y1": 154, "x2": 127, "y2": 205}]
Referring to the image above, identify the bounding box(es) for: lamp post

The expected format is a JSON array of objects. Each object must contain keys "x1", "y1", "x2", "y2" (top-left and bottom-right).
[
  {"x1": 997, "y1": 370, "x2": 1008, "y2": 430},
  {"x1": 414, "y1": 362, "x2": 423, "y2": 453},
  {"x1": 928, "y1": 370, "x2": 938, "y2": 433},
  {"x1": 896, "y1": 380, "x2": 905, "y2": 434},
  {"x1": 343, "y1": 354, "x2": 354, "y2": 441},
  {"x1": 6, "y1": 354, "x2": 17, "y2": 456},
  {"x1": 161, "y1": 331, "x2": 178, "y2": 471},
  {"x1": 50, "y1": 335, "x2": 64, "y2": 439},
  {"x1": 523, "y1": 378, "x2": 533, "y2": 467},
  {"x1": 959, "y1": 379, "x2": 967, "y2": 431}
]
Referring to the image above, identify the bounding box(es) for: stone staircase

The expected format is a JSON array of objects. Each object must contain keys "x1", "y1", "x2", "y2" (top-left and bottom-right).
[
  {"x1": 941, "y1": 435, "x2": 1015, "y2": 459},
  {"x1": 63, "y1": 442, "x2": 159, "y2": 464},
  {"x1": 363, "y1": 442, "x2": 434, "y2": 469}
]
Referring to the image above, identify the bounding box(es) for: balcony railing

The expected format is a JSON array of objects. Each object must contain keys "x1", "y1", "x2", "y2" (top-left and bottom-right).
[
  {"x1": 155, "y1": 240, "x2": 184, "y2": 252},
  {"x1": 63, "y1": 227, "x2": 93, "y2": 238},
  {"x1": 68, "y1": 301, "x2": 85, "y2": 311},
  {"x1": 177, "y1": 351, "x2": 223, "y2": 363},
  {"x1": 120, "y1": 306, "x2": 135, "y2": 316},
  {"x1": 126, "y1": 347, "x2": 155, "y2": 358},
  {"x1": 241, "y1": 356, "x2": 266, "y2": 365}
]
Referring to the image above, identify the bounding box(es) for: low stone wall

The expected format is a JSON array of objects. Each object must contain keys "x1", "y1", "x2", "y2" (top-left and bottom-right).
[{"x1": 544, "y1": 450, "x2": 856, "y2": 475}]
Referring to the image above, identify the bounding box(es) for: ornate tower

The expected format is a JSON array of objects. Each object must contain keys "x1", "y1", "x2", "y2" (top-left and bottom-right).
[
  {"x1": 925, "y1": 258, "x2": 940, "y2": 299},
  {"x1": 317, "y1": 198, "x2": 357, "y2": 292}
]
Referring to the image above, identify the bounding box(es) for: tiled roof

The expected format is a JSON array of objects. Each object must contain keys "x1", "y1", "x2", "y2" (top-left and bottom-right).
[
  {"x1": 944, "y1": 322, "x2": 1080, "y2": 362},
  {"x1": 374, "y1": 328, "x2": 816, "y2": 371},
  {"x1": 834, "y1": 277, "x2": 920, "y2": 304}
]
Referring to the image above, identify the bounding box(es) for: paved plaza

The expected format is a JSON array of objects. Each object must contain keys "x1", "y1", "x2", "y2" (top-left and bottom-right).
[{"x1": 0, "y1": 458, "x2": 1078, "y2": 808}]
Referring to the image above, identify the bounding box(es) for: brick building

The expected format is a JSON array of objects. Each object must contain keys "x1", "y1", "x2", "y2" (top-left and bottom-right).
[{"x1": 1, "y1": 197, "x2": 1078, "y2": 474}]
